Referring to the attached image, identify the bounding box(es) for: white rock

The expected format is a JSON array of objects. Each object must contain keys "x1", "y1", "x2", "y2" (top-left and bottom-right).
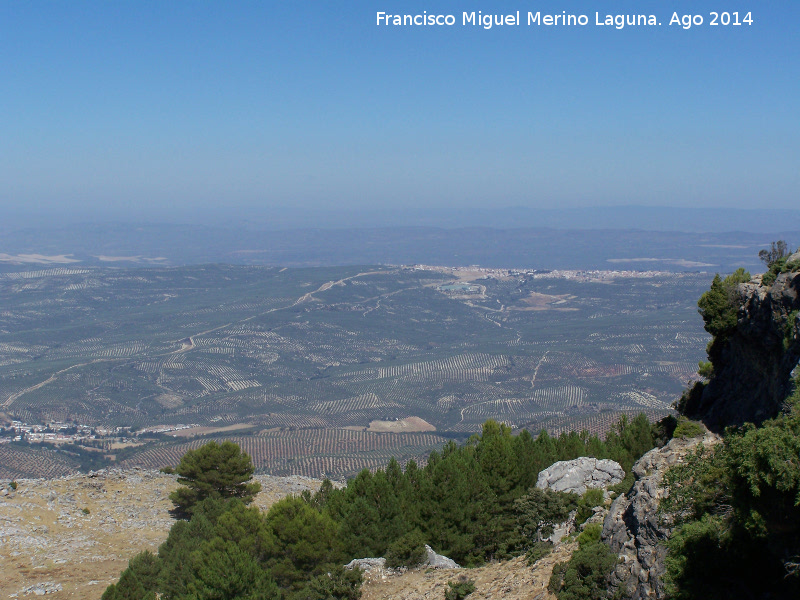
[
  {"x1": 424, "y1": 544, "x2": 459, "y2": 569},
  {"x1": 536, "y1": 457, "x2": 625, "y2": 495}
]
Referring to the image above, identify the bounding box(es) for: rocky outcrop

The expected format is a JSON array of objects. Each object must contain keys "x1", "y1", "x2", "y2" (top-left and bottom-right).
[
  {"x1": 536, "y1": 457, "x2": 625, "y2": 495},
  {"x1": 424, "y1": 544, "x2": 459, "y2": 569},
  {"x1": 602, "y1": 432, "x2": 720, "y2": 600},
  {"x1": 346, "y1": 557, "x2": 387, "y2": 573},
  {"x1": 688, "y1": 270, "x2": 800, "y2": 431},
  {"x1": 345, "y1": 545, "x2": 459, "y2": 575}
]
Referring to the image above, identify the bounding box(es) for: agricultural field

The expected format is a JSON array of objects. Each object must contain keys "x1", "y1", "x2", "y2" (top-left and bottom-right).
[{"x1": 0, "y1": 263, "x2": 714, "y2": 477}]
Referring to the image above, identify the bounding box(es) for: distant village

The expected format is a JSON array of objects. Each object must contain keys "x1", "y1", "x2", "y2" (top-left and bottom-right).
[
  {"x1": 407, "y1": 264, "x2": 678, "y2": 283},
  {"x1": 0, "y1": 419, "x2": 198, "y2": 445}
]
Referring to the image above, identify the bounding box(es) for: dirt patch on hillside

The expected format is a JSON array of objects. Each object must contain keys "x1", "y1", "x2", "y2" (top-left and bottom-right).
[{"x1": 367, "y1": 417, "x2": 436, "y2": 433}]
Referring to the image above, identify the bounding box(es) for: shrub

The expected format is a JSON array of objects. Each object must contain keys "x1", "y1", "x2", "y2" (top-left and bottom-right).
[
  {"x1": 673, "y1": 418, "x2": 705, "y2": 439},
  {"x1": 444, "y1": 575, "x2": 476, "y2": 600},
  {"x1": 608, "y1": 471, "x2": 634, "y2": 497},
  {"x1": 698, "y1": 360, "x2": 714, "y2": 379},
  {"x1": 385, "y1": 530, "x2": 427, "y2": 569},
  {"x1": 525, "y1": 541, "x2": 553, "y2": 565},
  {"x1": 9, "y1": 480, "x2": 17, "y2": 490},
  {"x1": 548, "y1": 525, "x2": 618, "y2": 600},
  {"x1": 762, "y1": 257, "x2": 789, "y2": 287},
  {"x1": 294, "y1": 566, "x2": 363, "y2": 600},
  {"x1": 515, "y1": 487, "x2": 578, "y2": 543},
  {"x1": 662, "y1": 407, "x2": 800, "y2": 599},
  {"x1": 576, "y1": 523, "x2": 603, "y2": 547},
  {"x1": 82, "y1": 507, "x2": 91, "y2": 515},
  {"x1": 575, "y1": 489, "x2": 605, "y2": 526}
]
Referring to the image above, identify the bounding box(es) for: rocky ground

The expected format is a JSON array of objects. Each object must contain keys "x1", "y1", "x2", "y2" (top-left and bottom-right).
[
  {"x1": 0, "y1": 469, "x2": 321, "y2": 599},
  {"x1": 359, "y1": 543, "x2": 575, "y2": 600},
  {"x1": 1, "y1": 467, "x2": 580, "y2": 599}
]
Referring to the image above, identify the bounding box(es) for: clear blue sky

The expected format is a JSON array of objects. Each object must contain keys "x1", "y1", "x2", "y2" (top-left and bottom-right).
[{"x1": 2, "y1": 1, "x2": 798, "y2": 220}]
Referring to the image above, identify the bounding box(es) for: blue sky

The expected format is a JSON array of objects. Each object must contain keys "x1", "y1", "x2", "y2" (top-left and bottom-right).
[{"x1": 2, "y1": 1, "x2": 798, "y2": 220}]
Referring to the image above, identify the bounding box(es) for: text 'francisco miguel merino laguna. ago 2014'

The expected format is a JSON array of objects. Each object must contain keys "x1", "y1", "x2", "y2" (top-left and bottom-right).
[{"x1": 376, "y1": 11, "x2": 754, "y2": 30}]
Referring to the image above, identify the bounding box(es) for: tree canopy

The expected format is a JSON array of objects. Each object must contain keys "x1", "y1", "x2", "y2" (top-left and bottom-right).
[
  {"x1": 759, "y1": 240, "x2": 791, "y2": 268},
  {"x1": 169, "y1": 441, "x2": 261, "y2": 515}
]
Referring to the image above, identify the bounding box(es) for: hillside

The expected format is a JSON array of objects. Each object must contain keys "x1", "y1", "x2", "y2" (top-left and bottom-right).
[
  {"x1": 0, "y1": 469, "x2": 320, "y2": 599},
  {"x1": 2, "y1": 467, "x2": 578, "y2": 600}
]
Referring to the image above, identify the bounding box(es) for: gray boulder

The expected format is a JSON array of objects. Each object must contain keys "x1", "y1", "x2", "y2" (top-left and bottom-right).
[
  {"x1": 345, "y1": 557, "x2": 385, "y2": 572},
  {"x1": 345, "y1": 545, "x2": 459, "y2": 573},
  {"x1": 424, "y1": 544, "x2": 459, "y2": 569},
  {"x1": 537, "y1": 457, "x2": 625, "y2": 495}
]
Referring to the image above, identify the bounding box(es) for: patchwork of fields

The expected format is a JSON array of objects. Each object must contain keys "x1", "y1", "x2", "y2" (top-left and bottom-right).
[{"x1": 0, "y1": 264, "x2": 713, "y2": 477}]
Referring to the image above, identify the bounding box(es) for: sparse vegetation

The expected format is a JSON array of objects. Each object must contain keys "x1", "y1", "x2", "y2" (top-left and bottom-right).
[
  {"x1": 444, "y1": 575, "x2": 476, "y2": 600},
  {"x1": 525, "y1": 541, "x2": 553, "y2": 565},
  {"x1": 672, "y1": 417, "x2": 705, "y2": 439}
]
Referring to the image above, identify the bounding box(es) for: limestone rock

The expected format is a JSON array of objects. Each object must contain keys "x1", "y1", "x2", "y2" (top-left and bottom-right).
[
  {"x1": 424, "y1": 544, "x2": 459, "y2": 569},
  {"x1": 536, "y1": 457, "x2": 625, "y2": 495},
  {"x1": 345, "y1": 557, "x2": 386, "y2": 572},
  {"x1": 602, "y1": 432, "x2": 720, "y2": 600},
  {"x1": 686, "y1": 270, "x2": 800, "y2": 430}
]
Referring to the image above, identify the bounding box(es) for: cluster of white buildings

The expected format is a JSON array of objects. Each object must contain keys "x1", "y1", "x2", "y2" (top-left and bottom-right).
[{"x1": 0, "y1": 420, "x2": 127, "y2": 444}]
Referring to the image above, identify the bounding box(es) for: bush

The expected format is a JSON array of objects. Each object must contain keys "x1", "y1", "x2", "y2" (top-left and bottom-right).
[
  {"x1": 294, "y1": 566, "x2": 363, "y2": 600},
  {"x1": 9, "y1": 480, "x2": 17, "y2": 490},
  {"x1": 82, "y1": 507, "x2": 91, "y2": 515},
  {"x1": 673, "y1": 418, "x2": 705, "y2": 439},
  {"x1": 575, "y1": 489, "x2": 604, "y2": 526},
  {"x1": 607, "y1": 471, "x2": 634, "y2": 497},
  {"x1": 444, "y1": 575, "x2": 476, "y2": 600},
  {"x1": 385, "y1": 530, "x2": 427, "y2": 569},
  {"x1": 576, "y1": 523, "x2": 603, "y2": 547},
  {"x1": 549, "y1": 525, "x2": 618, "y2": 600},
  {"x1": 698, "y1": 360, "x2": 714, "y2": 379},
  {"x1": 515, "y1": 488, "x2": 578, "y2": 543},
  {"x1": 525, "y1": 541, "x2": 553, "y2": 565}
]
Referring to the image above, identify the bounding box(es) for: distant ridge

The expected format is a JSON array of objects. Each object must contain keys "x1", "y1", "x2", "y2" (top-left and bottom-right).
[{"x1": 5, "y1": 205, "x2": 800, "y2": 233}]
